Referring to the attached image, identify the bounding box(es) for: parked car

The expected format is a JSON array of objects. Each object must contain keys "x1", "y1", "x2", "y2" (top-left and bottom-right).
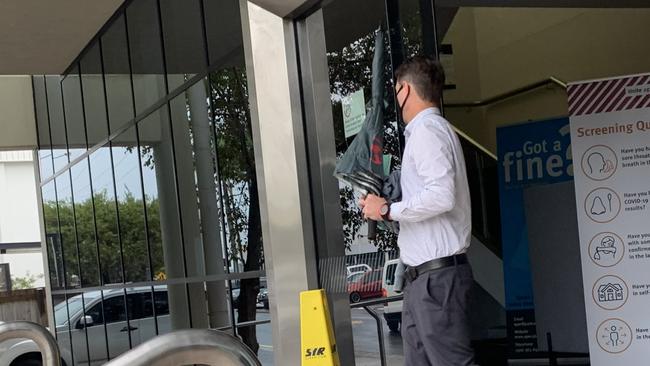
[
  {"x1": 347, "y1": 269, "x2": 383, "y2": 303},
  {"x1": 382, "y1": 259, "x2": 403, "y2": 332},
  {"x1": 0, "y1": 286, "x2": 171, "y2": 366},
  {"x1": 346, "y1": 264, "x2": 371, "y2": 277}
]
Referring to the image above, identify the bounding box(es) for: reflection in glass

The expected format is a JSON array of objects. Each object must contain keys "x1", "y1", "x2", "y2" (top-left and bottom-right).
[
  {"x1": 112, "y1": 126, "x2": 150, "y2": 283},
  {"x1": 45, "y1": 75, "x2": 70, "y2": 173},
  {"x1": 137, "y1": 105, "x2": 192, "y2": 330},
  {"x1": 55, "y1": 174, "x2": 81, "y2": 289},
  {"x1": 33, "y1": 76, "x2": 54, "y2": 179},
  {"x1": 209, "y1": 67, "x2": 263, "y2": 351},
  {"x1": 127, "y1": 0, "x2": 167, "y2": 113},
  {"x1": 160, "y1": 0, "x2": 207, "y2": 90},
  {"x1": 42, "y1": 182, "x2": 63, "y2": 290},
  {"x1": 137, "y1": 108, "x2": 174, "y2": 281},
  {"x1": 71, "y1": 159, "x2": 101, "y2": 287},
  {"x1": 63, "y1": 69, "x2": 87, "y2": 165},
  {"x1": 102, "y1": 14, "x2": 135, "y2": 133},
  {"x1": 89, "y1": 145, "x2": 123, "y2": 285},
  {"x1": 323, "y1": 1, "x2": 399, "y2": 250},
  {"x1": 80, "y1": 43, "x2": 110, "y2": 147},
  {"x1": 203, "y1": 0, "x2": 245, "y2": 67}
]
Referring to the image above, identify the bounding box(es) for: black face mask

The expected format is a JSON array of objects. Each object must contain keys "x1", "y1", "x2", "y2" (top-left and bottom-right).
[{"x1": 396, "y1": 84, "x2": 409, "y2": 112}]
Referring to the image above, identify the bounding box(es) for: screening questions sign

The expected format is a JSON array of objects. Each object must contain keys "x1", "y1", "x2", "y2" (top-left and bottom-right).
[{"x1": 569, "y1": 73, "x2": 650, "y2": 365}]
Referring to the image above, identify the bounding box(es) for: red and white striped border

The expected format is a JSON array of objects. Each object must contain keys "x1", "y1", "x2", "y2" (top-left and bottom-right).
[{"x1": 568, "y1": 74, "x2": 650, "y2": 117}]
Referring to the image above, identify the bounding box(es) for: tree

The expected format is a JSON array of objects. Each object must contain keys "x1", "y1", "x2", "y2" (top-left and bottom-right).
[{"x1": 12, "y1": 272, "x2": 44, "y2": 290}]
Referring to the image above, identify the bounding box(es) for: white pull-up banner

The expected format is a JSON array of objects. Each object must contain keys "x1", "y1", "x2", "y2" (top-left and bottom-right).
[{"x1": 569, "y1": 73, "x2": 650, "y2": 365}]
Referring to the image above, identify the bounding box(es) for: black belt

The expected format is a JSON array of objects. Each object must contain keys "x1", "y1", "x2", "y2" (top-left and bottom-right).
[{"x1": 405, "y1": 254, "x2": 468, "y2": 283}]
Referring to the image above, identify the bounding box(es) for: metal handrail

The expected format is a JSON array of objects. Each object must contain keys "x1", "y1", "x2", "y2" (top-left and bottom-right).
[
  {"x1": 104, "y1": 329, "x2": 261, "y2": 366},
  {"x1": 350, "y1": 295, "x2": 404, "y2": 366},
  {"x1": 445, "y1": 76, "x2": 568, "y2": 108},
  {"x1": 0, "y1": 321, "x2": 60, "y2": 366}
]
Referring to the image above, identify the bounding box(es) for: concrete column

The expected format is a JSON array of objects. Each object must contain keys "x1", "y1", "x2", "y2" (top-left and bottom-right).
[{"x1": 186, "y1": 81, "x2": 230, "y2": 329}]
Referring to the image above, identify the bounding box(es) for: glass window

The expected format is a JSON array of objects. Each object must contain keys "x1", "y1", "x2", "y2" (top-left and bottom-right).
[
  {"x1": 89, "y1": 145, "x2": 123, "y2": 285},
  {"x1": 126, "y1": 293, "x2": 146, "y2": 320},
  {"x1": 137, "y1": 107, "x2": 176, "y2": 281},
  {"x1": 42, "y1": 181, "x2": 64, "y2": 290},
  {"x1": 209, "y1": 69, "x2": 261, "y2": 275},
  {"x1": 102, "y1": 14, "x2": 135, "y2": 133},
  {"x1": 46, "y1": 75, "x2": 70, "y2": 173},
  {"x1": 112, "y1": 126, "x2": 150, "y2": 283},
  {"x1": 80, "y1": 43, "x2": 110, "y2": 147},
  {"x1": 323, "y1": 0, "x2": 399, "y2": 253},
  {"x1": 154, "y1": 291, "x2": 169, "y2": 315},
  {"x1": 203, "y1": 0, "x2": 244, "y2": 67},
  {"x1": 103, "y1": 294, "x2": 127, "y2": 324},
  {"x1": 33, "y1": 76, "x2": 54, "y2": 179},
  {"x1": 62, "y1": 65, "x2": 87, "y2": 161},
  {"x1": 85, "y1": 300, "x2": 105, "y2": 326},
  {"x1": 160, "y1": 0, "x2": 207, "y2": 90},
  {"x1": 71, "y1": 159, "x2": 101, "y2": 287},
  {"x1": 127, "y1": 0, "x2": 167, "y2": 113},
  {"x1": 55, "y1": 173, "x2": 81, "y2": 289}
]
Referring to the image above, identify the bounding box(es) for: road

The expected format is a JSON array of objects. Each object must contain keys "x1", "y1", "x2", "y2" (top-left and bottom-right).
[{"x1": 252, "y1": 306, "x2": 404, "y2": 365}]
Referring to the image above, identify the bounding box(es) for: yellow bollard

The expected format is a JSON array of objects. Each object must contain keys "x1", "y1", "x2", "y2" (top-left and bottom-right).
[{"x1": 300, "y1": 289, "x2": 340, "y2": 366}]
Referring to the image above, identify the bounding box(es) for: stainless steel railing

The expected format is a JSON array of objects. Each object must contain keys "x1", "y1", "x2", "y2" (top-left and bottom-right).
[
  {"x1": 104, "y1": 328, "x2": 261, "y2": 366},
  {"x1": 0, "y1": 321, "x2": 61, "y2": 366}
]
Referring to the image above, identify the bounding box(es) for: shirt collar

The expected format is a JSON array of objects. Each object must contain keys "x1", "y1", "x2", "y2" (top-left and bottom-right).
[{"x1": 404, "y1": 107, "x2": 440, "y2": 138}]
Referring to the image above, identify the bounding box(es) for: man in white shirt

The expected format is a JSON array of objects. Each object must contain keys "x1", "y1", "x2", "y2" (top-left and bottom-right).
[{"x1": 360, "y1": 57, "x2": 475, "y2": 366}]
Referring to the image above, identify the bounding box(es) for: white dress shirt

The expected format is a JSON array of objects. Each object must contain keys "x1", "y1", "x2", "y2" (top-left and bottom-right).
[{"x1": 390, "y1": 107, "x2": 471, "y2": 267}]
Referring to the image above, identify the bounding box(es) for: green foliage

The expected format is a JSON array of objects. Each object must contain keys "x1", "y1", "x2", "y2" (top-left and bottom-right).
[{"x1": 11, "y1": 272, "x2": 44, "y2": 290}]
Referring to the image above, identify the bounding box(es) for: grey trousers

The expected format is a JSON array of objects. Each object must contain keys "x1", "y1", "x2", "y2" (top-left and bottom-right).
[{"x1": 402, "y1": 262, "x2": 476, "y2": 366}]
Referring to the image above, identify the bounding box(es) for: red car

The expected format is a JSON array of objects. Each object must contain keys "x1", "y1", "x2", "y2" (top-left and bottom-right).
[{"x1": 348, "y1": 269, "x2": 383, "y2": 303}]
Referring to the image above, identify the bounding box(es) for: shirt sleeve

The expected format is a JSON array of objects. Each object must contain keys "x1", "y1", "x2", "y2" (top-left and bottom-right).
[{"x1": 390, "y1": 123, "x2": 456, "y2": 223}]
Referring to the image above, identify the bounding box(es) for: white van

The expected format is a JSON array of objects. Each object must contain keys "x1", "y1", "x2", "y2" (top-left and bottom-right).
[
  {"x1": 0, "y1": 286, "x2": 171, "y2": 366},
  {"x1": 382, "y1": 259, "x2": 403, "y2": 332}
]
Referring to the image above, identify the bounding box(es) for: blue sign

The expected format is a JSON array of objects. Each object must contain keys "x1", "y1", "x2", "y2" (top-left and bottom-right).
[{"x1": 497, "y1": 117, "x2": 573, "y2": 354}]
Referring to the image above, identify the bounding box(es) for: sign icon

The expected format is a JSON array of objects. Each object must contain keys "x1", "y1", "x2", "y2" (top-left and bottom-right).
[
  {"x1": 592, "y1": 275, "x2": 628, "y2": 310},
  {"x1": 585, "y1": 188, "x2": 620, "y2": 223},
  {"x1": 582, "y1": 145, "x2": 617, "y2": 181},
  {"x1": 597, "y1": 318, "x2": 632, "y2": 354},
  {"x1": 589, "y1": 233, "x2": 625, "y2": 267}
]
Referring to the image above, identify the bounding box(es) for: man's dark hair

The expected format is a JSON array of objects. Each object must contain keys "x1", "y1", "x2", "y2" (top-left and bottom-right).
[{"x1": 394, "y1": 56, "x2": 445, "y2": 104}]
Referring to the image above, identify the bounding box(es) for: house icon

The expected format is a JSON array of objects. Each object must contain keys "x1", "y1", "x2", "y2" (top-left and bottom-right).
[{"x1": 598, "y1": 283, "x2": 624, "y2": 302}]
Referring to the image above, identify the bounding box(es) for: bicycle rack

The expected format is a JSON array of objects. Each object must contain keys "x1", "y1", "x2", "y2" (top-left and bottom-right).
[
  {"x1": 0, "y1": 321, "x2": 61, "y2": 366},
  {"x1": 104, "y1": 328, "x2": 262, "y2": 366}
]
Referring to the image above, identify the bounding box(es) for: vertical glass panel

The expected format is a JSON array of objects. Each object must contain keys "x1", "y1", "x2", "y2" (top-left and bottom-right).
[
  {"x1": 323, "y1": 0, "x2": 399, "y2": 259},
  {"x1": 137, "y1": 107, "x2": 175, "y2": 281},
  {"x1": 100, "y1": 289, "x2": 132, "y2": 358},
  {"x1": 102, "y1": 14, "x2": 135, "y2": 132},
  {"x1": 33, "y1": 76, "x2": 54, "y2": 179},
  {"x1": 71, "y1": 159, "x2": 101, "y2": 287},
  {"x1": 168, "y1": 81, "x2": 212, "y2": 329},
  {"x1": 63, "y1": 291, "x2": 106, "y2": 364},
  {"x1": 52, "y1": 293, "x2": 75, "y2": 362},
  {"x1": 42, "y1": 181, "x2": 63, "y2": 290},
  {"x1": 55, "y1": 173, "x2": 81, "y2": 289},
  {"x1": 80, "y1": 43, "x2": 110, "y2": 147},
  {"x1": 62, "y1": 65, "x2": 88, "y2": 161},
  {"x1": 160, "y1": 0, "x2": 207, "y2": 90},
  {"x1": 127, "y1": 0, "x2": 167, "y2": 113},
  {"x1": 138, "y1": 104, "x2": 191, "y2": 330},
  {"x1": 46, "y1": 75, "x2": 70, "y2": 173},
  {"x1": 89, "y1": 145, "x2": 123, "y2": 285},
  {"x1": 112, "y1": 126, "x2": 150, "y2": 283},
  {"x1": 203, "y1": 0, "x2": 244, "y2": 67},
  {"x1": 209, "y1": 70, "x2": 260, "y2": 275}
]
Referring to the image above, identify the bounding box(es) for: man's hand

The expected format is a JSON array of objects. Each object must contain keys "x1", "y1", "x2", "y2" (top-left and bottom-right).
[{"x1": 360, "y1": 194, "x2": 387, "y2": 221}]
